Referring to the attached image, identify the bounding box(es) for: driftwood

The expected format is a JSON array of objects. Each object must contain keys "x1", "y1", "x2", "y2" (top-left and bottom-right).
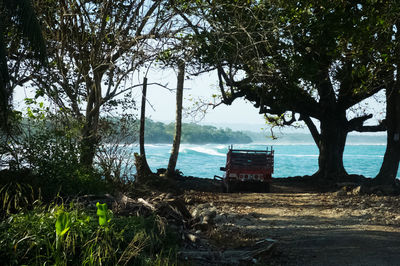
[
  {"x1": 137, "y1": 198, "x2": 156, "y2": 211},
  {"x1": 79, "y1": 193, "x2": 277, "y2": 265},
  {"x1": 114, "y1": 193, "x2": 192, "y2": 227},
  {"x1": 179, "y1": 238, "x2": 276, "y2": 265}
]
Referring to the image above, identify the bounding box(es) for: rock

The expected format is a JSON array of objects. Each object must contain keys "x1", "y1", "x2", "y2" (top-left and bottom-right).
[
  {"x1": 203, "y1": 209, "x2": 217, "y2": 219},
  {"x1": 352, "y1": 186, "x2": 362, "y2": 195},
  {"x1": 225, "y1": 213, "x2": 238, "y2": 222},
  {"x1": 185, "y1": 233, "x2": 198, "y2": 243},
  {"x1": 193, "y1": 222, "x2": 211, "y2": 231},
  {"x1": 371, "y1": 185, "x2": 399, "y2": 196},
  {"x1": 214, "y1": 214, "x2": 227, "y2": 224},
  {"x1": 184, "y1": 197, "x2": 193, "y2": 205},
  {"x1": 198, "y1": 203, "x2": 211, "y2": 209},
  {"x1": 77, "y1": 194, "x2": 117, "y2": 209},
  {"x1": 202, "y1": 215, "x2": 210, "y2": 224},
  {"x1": 334, "y1": 189, "x2": 347, "y2": 197},
  {"x1": 336, "y1": 182, "x2": 358, "y2": 189},
  {"x1": 117, "y1": 194, "x2": 135, "y2": 206},
  {"x1": 238, "y1": 217, "x2": 250, "y2": 225},
  {"x1": 191, "y1": 208, "x2": 199, "y2": 218}
]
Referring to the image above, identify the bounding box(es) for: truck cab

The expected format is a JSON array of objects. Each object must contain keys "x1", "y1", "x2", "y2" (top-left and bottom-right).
[{"x1": 216, "y1": 146, "x2": 274, "y2": 192}]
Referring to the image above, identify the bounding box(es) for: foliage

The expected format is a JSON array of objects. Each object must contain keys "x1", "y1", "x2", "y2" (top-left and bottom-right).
[
  {"x1": 0, "y1": 181, "x2": 36, "y2": 217},
  {"x1": 177, "y1": 0, "x2": 389, "y2": 178},
  {"x1": 144, "y1": 119, "x2": 252, "y2": 144},
  {"x1": 0, "y1": 0, "x2": 47, "y2": 129},
  {"x1": 96, "y1": 202, "x2": 111, "y2": 227},
  {"x1": 29, "y1": 0, "x2": 173, "y2": 166},
  {"x1": 0, "y1": 111, "x2": 108, "y2": 200},
  {"x1": 96, "y1": 115, "x2": 137, "y2": 187},
  {"x1": 0, "y1": 202, "x2": 179, "y2": 265}
]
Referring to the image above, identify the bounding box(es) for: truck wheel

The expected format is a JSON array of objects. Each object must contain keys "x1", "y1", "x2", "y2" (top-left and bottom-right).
[
  {"x1": 222, "y1": 182, "x2": 227, "y2": 193},
  {"x1": 264, "y1": 183, "x2": 270, "y2": 193},
  {"x1": 226, "y1": 182, "x2": 231, "y2": 193}
]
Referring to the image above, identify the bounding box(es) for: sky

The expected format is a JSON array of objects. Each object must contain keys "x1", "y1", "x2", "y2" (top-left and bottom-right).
[
  {"x1": 142, "y1": 68, "x2": 386, "y2": 134},
  {"x1": 13, "y1": 67, "x2": 271, "y2": 132},
  {"x1": 139, "y1": 68, "x2": 272, "y2": 132},
  {"x1": 13, "y1": 66, "x2": 386, "y2": 134}
]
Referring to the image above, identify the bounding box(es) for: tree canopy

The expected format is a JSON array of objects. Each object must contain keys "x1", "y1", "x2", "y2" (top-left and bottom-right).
[
  {"x1": 0, "y1": 0, "x2": 46, "y2": 129},
  {"x1": 177, "y1": 0, "x2": 392, "y2": 180},
  {"x1": 2, "y1": 0, "x2": 398, "y2": 184},
  {"x1": 30, "y1": 0, "x2": 174, "y2": 166}
]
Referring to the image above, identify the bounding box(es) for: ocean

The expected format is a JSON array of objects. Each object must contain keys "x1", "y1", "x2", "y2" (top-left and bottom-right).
[{"x1": 126, "y1": 141, "x2": 400, "y2": 179}]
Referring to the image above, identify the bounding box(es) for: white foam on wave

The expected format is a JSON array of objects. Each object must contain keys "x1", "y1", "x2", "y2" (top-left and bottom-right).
[
  {"x1": 145, "y1": 144, "x2": 172, "y2": 148},
  {"x1": 346, "y1": 143, "x2": 386, "y2": 146},
  {"x1": 277, "y1": 154, "x2": 318, "y2": 157},
  {"x1": 215, "y1": 145, "x2": 227, "y2": 150},
  {"x1": 251, "y1": 142, "x2": 315, "y2": 146},
  {"x1": 344, "y1": 154, "x2": 384, "y2": 158},
  {"x1": 186, "y1": 146, "x2": 226, "y2": 157}
]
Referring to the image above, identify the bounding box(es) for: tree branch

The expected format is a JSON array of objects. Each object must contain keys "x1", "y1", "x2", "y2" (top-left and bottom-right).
[
  {"x1": 347, "y1": 114, "x2": 374, "y2": 132},
  {"x1": 349, "y1": 115, "x2": 387, "y2": 133},
  {"x1": 300, "y1": 114, "x2": 321, "y2": 148}
]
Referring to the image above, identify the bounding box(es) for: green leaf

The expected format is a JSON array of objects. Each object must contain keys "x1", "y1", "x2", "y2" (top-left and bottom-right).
[
  {"x1": 55, "y1": 211, "x2": 71, "y2": 236},
  {"x1": 96, "y1": 202, "x2": 108, "y2": 226},
  {"x1": 27, "y1": 107, "x2": 35, "y2": 118}
]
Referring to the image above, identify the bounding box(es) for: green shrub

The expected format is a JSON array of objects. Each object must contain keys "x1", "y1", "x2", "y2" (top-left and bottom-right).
[
  {"x1": 0, "y1": 181, "x2": 36, "y2": 216},
  {"x1": 1, "y1": 114, "x2": 108, "y2": 200},
  {"x1": 0, "y1": 202, "x2": 179, "y2": 265}
]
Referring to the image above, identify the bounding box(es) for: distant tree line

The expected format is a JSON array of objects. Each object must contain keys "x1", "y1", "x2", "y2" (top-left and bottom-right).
[{"x1": 143, "y1": 119, "x2": 252, "y2": 144}]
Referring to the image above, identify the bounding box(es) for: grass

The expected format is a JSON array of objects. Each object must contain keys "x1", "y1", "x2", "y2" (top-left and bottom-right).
[{"x1": 0, "y1": 199, "x2": 180, "y2": 265}]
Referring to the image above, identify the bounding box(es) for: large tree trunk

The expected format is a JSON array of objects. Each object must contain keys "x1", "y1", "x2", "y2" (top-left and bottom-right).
[
  {"x1": 79, "y1": 104, "x2": 100, "y2": 168},
  {"x1": 79, "y1": 126, "x2": 98, "y2": 167},
  {"x1": 309, "y1": 113, "x2": 348, "y2": 180},
  {"x1": 135, "y1": 77, "x2": 152, "y2": 183},
  {"x1": 375, "y1": 86, "x2": 400, "y2": 185},
  {"x1": 309, "y1": 66, "x2": 348, "y2": 180},
  {"x1": 79, "y1": 75, "x2": 101, "y2": 168},
  {"x1": 167, "y1": 61, "x2": 185, "y2": 177}
]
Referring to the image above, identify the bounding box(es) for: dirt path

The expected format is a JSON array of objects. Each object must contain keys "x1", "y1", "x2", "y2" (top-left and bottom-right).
[{"x1": 185, "y1": 186, "x2": 400, "y2": 265}]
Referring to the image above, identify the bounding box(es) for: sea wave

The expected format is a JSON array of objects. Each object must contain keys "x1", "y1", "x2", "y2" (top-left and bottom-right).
[
  {"x1": 215, "y1": 145, "x2": 228, "y2": 150},
  {"x1": 343, "y1": 154, "x2": 384, "y2": 158},
  {"x1": 250, "y1": 142, "x2": 315, "y2": 146},
  {"x1": 145, "y1": 143, "x2": 172, "y2": 148},
  {"x1": 277, "y1": 154, "x2": 318, "y2": 157},
  {"x1": 181, "y1": 146, "x2": 226, "y2": 157},
  {"x1": 345, "y1": 143, "x2": 386, "y2": 146}
]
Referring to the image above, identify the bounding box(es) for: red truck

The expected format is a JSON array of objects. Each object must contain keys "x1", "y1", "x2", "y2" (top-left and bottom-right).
[{"x1": 215, "y1": 146, "x2": 274, "y2": 192}]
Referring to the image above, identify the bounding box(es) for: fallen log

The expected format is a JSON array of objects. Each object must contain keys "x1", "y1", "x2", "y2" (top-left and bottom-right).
[{"x1": 138, "y1": 198, "x2": 156, "y2": 211}]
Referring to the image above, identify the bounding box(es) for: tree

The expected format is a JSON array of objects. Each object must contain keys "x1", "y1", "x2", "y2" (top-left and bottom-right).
[
  {"x1": 376, "y1": 76, "x2": 400, "y2": 184},
  {"x1": 32, "y1": 0, "x2": 173, "y2": 167},
  {"x1": 0, "y1": 0, "x2": 46, "y2": 129},
  {"x1": 135, "y1": 77, "x2": 153, "y2": 183},
  {"x1": 167, "y1": 60, "x2": 185, "y2": 177},
  {"x1": 371, "y1": 3, "x2": 400, "y2": 185},
  {"x1": 179, "y1": 0, "x2": 387, "y2": 181}
]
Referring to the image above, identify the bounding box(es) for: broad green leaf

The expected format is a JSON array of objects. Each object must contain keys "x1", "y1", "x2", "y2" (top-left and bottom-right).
[
  {"x1": 55, "y1": 211, "x2": 71, "y2": 236},
  {"x1": 96, "y1": 202, "x2": 108, "y2": 226}
]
